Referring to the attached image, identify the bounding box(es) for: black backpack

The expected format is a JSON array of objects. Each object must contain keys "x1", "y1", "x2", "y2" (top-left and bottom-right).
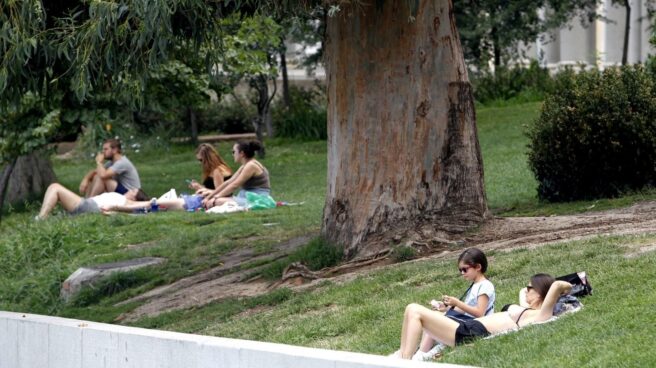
[{"x1": 556, "y1": 271, "x2": 592, "y2": 297}]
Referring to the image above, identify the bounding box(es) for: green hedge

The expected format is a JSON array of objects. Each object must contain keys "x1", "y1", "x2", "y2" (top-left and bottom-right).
[
  {"x1": 471, "y1": 61, "x2": 555, "y2": 105},
  {"x1": 273, "y1": 86, "x2": 327, "y2": 140},
  {"x1": 527, "y1": 66, "x2": 656, "y2": 201}
]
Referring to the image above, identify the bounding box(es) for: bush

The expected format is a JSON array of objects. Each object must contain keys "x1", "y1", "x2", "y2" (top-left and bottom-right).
[
  {"x1": 273, "y1": 85, "x2": 327, "y2": 140},
  {"x1": 527, "y1": 66, "x2": 656, "y2": 202},
  {"x1": 197, "y1": 100, "x2": 255, "y2": 134},
  {"x1": 471, "y1": 61, "x2": 555, "y2": 105}
]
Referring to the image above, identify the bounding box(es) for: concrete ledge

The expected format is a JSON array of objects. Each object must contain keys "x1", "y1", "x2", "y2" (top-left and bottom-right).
[{"x1": 0, "y1": 311, "x2": 472, "y2": 368}]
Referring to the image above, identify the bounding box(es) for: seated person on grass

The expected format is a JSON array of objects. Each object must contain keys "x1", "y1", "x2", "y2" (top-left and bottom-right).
[
  {"x1": 394, "y1": 274, "x2": 572, "y2": 359},
  {"x1": 37, "y1": 183, "x2": 148, "y2": 219},
  {"x1": 79, "y1": 138, "x2": 141, "y2": 197},
  {"x1": 188, "y1": 143, "x2": 233, "y2": 192},
  {"x1": 201, "y1": 140, "x2": 271, "y2": 209}
]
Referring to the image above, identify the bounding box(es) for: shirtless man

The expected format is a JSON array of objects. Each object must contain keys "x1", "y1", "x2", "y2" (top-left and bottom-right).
[
  {"x1": 396, "y1": 274, "x2": 572, "y2": 359},
  {"x1": 79, "y1": 138, "x2": 141, "y2": 197}
]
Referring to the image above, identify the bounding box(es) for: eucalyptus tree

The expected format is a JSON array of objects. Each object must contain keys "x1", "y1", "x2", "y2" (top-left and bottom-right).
[{"x1": 2, "y1": 1, "x2": 485, "y2": 258}]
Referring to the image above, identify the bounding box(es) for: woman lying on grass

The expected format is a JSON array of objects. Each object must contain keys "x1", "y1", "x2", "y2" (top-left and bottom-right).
[
  {"x1": 100, "y1": 194, "x2": 205, "y2": 213},
  {"x1": 37, "y1": 183, "x2": 148, "y2": 219},
  {"x1": 394, "y1": 274, "x2": 572, "y2": 359}
]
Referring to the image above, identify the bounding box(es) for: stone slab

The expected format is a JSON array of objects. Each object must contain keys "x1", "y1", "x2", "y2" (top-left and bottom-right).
[{"x1": 61, "y1": 257, "x2": 166, "y2": 302}]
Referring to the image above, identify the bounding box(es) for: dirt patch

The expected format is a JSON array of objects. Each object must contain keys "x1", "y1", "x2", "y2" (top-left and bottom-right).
[
  {"x1": 117, "y1": 233, "x2": 316, "y2": 322},
  {"x1": 118, "y1": 201, "x2": 656, "y2": 323}
]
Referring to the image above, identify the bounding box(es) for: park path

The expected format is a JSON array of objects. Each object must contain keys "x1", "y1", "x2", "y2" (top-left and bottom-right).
[{"x1": 117, "y1": 200, "x2": 656, "y2": 323}]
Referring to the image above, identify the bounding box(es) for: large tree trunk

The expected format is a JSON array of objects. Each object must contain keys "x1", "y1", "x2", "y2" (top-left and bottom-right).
[
  {"x1": 0, "y1": 152, "x2": 56, "y2": 209},
  {"x1": 323, "y1": 1, "x2": 488, "y2": 258}
]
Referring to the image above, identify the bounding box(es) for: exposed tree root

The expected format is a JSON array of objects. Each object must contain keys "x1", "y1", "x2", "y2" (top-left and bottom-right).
[{"x1": 118, "y1": 201, "x2": 656, "y2": 323}]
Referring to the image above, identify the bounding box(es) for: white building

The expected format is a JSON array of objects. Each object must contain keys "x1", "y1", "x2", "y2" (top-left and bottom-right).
[{"x1": 536, "y1": 0, "x2": 653, "y2": 69}]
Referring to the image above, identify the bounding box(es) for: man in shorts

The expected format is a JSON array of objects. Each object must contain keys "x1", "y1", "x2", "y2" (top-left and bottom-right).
[{"x1": 79, "y1": 138, "x2": 141, "y2": 197}]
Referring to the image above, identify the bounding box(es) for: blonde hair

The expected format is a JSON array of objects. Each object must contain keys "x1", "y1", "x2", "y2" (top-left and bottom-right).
[{"x1": 196, "y1": 143, "x2": 231, "y2": 182}]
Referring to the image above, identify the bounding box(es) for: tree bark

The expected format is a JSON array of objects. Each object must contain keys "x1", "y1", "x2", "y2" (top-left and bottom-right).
[
  {"x1": 189, "y1": 107, "x2": 198, "y2": 145},
  {"x1": 280, "y1": 44, "x2": 291, "y2": 109},
  {"x1": 0, "y1": 152, "x2": 57, "y2": 213},
  {"x1": 621, "y1": 0, "x2": 631, "y2": 65},
  {"x1": 0, "y1": 158, "x2": 17, "y2": 221},
  {"x1": 323, "y1": 1, "x2": 488, "y2": 258}
]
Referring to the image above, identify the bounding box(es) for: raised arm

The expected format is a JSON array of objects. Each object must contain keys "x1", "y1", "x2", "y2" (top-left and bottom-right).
[
  {"x1": 536, "y1": 281, "x2": 572, "y2": 322},
  {"x1": 94, "y1": 153, "x2": 116, "y2": 180}
]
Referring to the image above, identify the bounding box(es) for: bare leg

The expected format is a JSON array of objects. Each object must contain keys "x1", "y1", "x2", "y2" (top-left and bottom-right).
[
  {"x1": 399, "y1": 303, "x2": 459, "y2": 359},
  {"x1": 100, "y1": 198, "x2": 187, "y2": 213},
  {"x1": 419, "y1": 331, "x2": 436, "y2": 352},
  {"x1": 86, "y1": 175, "x2": 105, "y2": 197},
  {"x1": 87, "y1": 176, "x2": 117, "y2": 197},
  {"x1": 38, "y1": 183, "x2": 83, "y2": 219}
]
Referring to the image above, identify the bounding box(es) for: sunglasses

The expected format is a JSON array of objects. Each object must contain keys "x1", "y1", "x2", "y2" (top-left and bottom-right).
[{"x1": 459, "y1": 266, "x2": 471, "y2": 274}]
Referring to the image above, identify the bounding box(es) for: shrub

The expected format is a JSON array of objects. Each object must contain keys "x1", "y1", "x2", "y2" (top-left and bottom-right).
[
  {"x1": 471, "y1": 61, "x2": 555, "y2": 105},
  {"x1": 197, "y1": 100, "x2": 255, "y2": 134},
  {"x1": 273, "y1": 85, "x2": 327, "y2": 140},
  {"x1": 527, "y1": 66, "x2": 656, "y2": 202}
]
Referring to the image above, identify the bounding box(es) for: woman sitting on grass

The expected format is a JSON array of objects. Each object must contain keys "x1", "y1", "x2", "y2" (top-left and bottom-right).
[
  {"x1": 201, "y1": 140, "x2": 271, "y2": 209},
  {"x1": 37, "y1": 183, "x2": 148, "y2": 219},
  {"x1": 414, "y1": 247, "x2": 496, "y2": 360},
  {"x1": 188, "y1": 143, "x2": 232, "y2": 192},
  {"x1": 394, "y1": 274, "x2": 572, "y2": 359}
]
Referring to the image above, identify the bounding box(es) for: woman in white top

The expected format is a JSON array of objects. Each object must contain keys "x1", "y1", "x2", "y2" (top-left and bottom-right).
[{"x1": 37, "y1": 183, "x2": 148, "y2": 219}]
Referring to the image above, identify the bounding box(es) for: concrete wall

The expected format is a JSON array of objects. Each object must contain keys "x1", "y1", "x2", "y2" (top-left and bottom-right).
[{"x1": 0, "y1": 311, "x2": 471, "y2": 368}]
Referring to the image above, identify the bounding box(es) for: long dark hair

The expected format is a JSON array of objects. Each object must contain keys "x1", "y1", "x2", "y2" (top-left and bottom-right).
[
  {"x1": 458, "y1": 247, "x2": 488, "y2": 273},
  {"x1": 530, "y1": 273, "x2": 555, "y2": 302},
  {"x1": 235, "y1": 140, "x2": 263, "y2": 159},
  {"x1": 135, "y1": 189, "x2": 149, "y2": 201},
  {"x1": 196, "y1": 143, "x2": 231, "y2": 180}
]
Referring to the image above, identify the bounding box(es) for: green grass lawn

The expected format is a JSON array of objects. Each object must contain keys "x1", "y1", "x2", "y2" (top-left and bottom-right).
[
  {"x1": 134, "y1": 234, "x2": 656, "y2": 367},
  {"x1": 1, "y1": 102, "x2": 656, "y2": 366}
]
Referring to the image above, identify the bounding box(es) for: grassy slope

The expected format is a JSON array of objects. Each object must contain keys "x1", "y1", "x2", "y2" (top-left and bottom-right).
[
  {"x1": 0, "y1": 140, "x2": 326, "y2": 318},
  {"x1": 2, "y1": 103, "x2": 656, "y2": 366},
  {"x1": 136, "y1": 235, "x2": 656, "y2": 367}
]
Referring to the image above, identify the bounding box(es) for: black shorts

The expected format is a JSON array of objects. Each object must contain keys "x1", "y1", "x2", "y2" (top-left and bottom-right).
[
  {"x1": 114, "y1": 182, "x2": 128, "y2": 194},
  {"x1": 454, "y1": 320, "x2": 490, "y2": 345}
]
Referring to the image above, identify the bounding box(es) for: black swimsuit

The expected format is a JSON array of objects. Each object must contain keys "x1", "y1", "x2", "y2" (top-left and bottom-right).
[{"x1": 514, "y1": 307, "x2": 533, "y2": 327}]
